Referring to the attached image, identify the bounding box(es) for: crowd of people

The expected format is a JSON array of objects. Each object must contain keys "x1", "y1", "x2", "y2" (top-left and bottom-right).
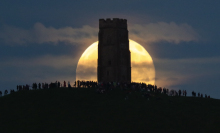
[
  {"x1": 0, "y1": 80, "x2": 211, "y2": 99},
  {"x1": 192, "y1": 91, "x2": 210, "y2": 98},
  {"x1": 93, "y1": 82, "x2": 211, "y2": 99}
]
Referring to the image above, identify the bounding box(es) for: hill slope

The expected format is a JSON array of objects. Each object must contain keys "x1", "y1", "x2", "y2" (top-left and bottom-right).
[{"x1": 0, "y1": 88, "x2": 220, "y2": 132}]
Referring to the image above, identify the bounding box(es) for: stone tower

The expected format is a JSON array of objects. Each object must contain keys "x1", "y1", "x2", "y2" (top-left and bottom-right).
[{"x1": 98, "y1": 18, "x2": 131, "y2": 83}]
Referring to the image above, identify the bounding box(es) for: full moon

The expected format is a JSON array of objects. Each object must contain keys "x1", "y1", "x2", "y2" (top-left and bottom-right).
[{"x1": 76, "y1": 40, "x2": 155, "y2": 85}]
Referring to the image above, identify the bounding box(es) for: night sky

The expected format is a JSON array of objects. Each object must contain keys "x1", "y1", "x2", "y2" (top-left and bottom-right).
[{"x1": 1, "y1": 0, "x2": 220, "y2": 98}]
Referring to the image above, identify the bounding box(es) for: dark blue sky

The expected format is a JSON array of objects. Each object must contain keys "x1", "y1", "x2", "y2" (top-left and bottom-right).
[{"x1": 0, "y1": 0, "x2": 220, "y2": 98}]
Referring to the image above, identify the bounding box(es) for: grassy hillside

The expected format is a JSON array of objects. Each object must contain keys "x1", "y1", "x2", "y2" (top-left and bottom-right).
[{"x1": 0, "y1": 88, "x2": 220, "y2": 133}]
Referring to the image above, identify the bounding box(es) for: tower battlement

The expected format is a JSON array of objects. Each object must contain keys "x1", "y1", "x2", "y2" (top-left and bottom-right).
[{"x1": 99, "y1": 18, "x2": 127, "y2": 29}]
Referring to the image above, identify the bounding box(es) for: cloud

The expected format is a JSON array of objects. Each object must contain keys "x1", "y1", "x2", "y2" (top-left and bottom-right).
[
  {"x1": 0, "y1": 22, "x2": 198, "y2": 45},
  {"x1": 0, "y1": 23, "x2": 98, "y2": 45},
  {"x1": 129, "y1": 22, "x2": 199, "y2": 44}
]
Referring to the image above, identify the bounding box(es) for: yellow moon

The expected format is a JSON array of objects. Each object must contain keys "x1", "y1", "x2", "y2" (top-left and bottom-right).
[{"x1": 76, "y1": 40, "x2": 155, "y2": 85}]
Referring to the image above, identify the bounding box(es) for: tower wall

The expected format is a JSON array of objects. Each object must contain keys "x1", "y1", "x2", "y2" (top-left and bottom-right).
[{"x1": 98, "y1": 18, "x2": 131, "y2": 83}]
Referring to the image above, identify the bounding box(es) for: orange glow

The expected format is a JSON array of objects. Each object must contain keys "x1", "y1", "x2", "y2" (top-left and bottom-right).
[{"x1": 76, "y1": 40, "x2": 155, "y2": 85}]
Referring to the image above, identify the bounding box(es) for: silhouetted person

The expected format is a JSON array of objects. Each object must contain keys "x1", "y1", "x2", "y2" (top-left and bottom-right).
[
  {"x1": 205, "y1": 94, "x2": 207, "y2": 98},
  {"x1": 198, "y1": 92, "x2": 200, "y2": 97},
  {"x1": 68, "y1": 81, "x2": 71, "y2": 88},
  {"x1": 178, "y1": 90, "x2": 181, "y2": 96},
  {"x1": 192, "y1": 91, "x2": 196, "y2": 97},
  {"x1": 74, "y1": 81, "x2": 76, "y2": 87},
  {"x1": 10, "y1": 89, "x2": 15, "y2": 94},
  {"x1": 45, "y1": 83, "x2": 48, "y2": 89},
  {"x1": 201, "y1": 94, "x2": 203, "y2": 98},
  {"x1": 184, "y1": 90, "x2": 187, "y2": 96},
  {"x1": 0, "y1": 91, "x2": 2, "y2": 96},
  {"x1": 64, "y1": 81, "x2": 66, "y2": 87},
  {"x1": 77, "y1": 80, "x2": 80, "y2": 88},
  {"x1": 58, "y1": 82, "x2": 60, "y2": 88},
  {"x1": 55, "y1": 81, "x2": 58, "y2": 88},
  {"x1": 4, "y1": 90, "x2": 8, "y2": 95},
  {"x1": 42, "y1": 83, "x2": 45, "y2": 89},
  {"x1": 38, "y1": 83, "x2": 41, "y2": 89}
]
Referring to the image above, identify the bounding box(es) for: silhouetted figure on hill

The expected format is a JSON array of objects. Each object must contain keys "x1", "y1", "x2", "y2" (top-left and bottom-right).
[
  {"x1": 45, "y1": 83, "x2": 48, "y2": 89},
  {"x1": 192, "y1": 91, "x2": 196, "y2": 97},
  {"x1": 26, "y1": 84, "x2": 29, "y2": 90},
  {"x1": 68, "y1": 81, "x2": 71, "y2": 88},
  {"x1": 64, "y1": 81, "x2": 66, "y2": 87},
  {"x1": 4, "y1": 90, "x2": 8, "y2": 95},
  {"x1": 205, "y1": 94, "x2": 207, "y2": 98},
  {"x1": 77, "y1": 80, "x2": 80, "y2": 88},
  {"x1": 42, "y1": 83, "x2": 45, "y2": 89},
  {"x1": 198, "y1": 93, "x2": 200, "y2": 97},
  {"x1": 74, "y1": 81, "x2": 76, "y2": 87},
  {"x1": 38, "y1": 83, "x2": 41, "y2": 89},
  {"x1": 10, "y1": 89, "x2": 15, "y2": 94},
  {"x1": 201, "y1": 94, "x2": 203, "y2": 98},
  {"x1": 0, "y1": 91, "x2": 2, "y2": 96},
  {"x1": 32, "y1": 83, "x2": 37, "y2": 90},
  {"x1": 158, "y1": 87, "x2": 162, "y2": 93},
  {"x1": 55, "y1": 81, "x2": 58, "y2": 88},
  {"x1": 58, "y1": 82, "x2": 60, "y2": 88},
  {"x1": 184, "y1": 90, "x2": 187, "y2": 96},
  {"x1": 208, "y1": 95, "x2": 210, "y2": 98},
  {"x1": 154, "y1": 85, "x2": 157, "y2": 92},
  {"x1": 163, "y1": 88, "x2": 167, "y2": 94},
  {"x1": 178, "y1": 90, "x2": 181, "y2": 96},
  {"x1": 18, "y1": 85, "x2": 22, "y2": 91}
]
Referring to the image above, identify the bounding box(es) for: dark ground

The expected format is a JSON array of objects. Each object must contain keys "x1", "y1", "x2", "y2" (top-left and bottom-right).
[{"x1": 0, "y1": 87, "x2": 220, "y2": 133}]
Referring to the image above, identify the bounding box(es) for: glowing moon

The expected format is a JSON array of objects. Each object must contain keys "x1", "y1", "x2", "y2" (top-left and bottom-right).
[{"x1": 76, "y1": 40, "x2": 155, "y2": 85}]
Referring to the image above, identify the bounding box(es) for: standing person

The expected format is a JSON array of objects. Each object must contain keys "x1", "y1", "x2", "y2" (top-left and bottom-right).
[
  {"x1": 58, "y1": 81, "x2": 60, "y2": 88},
  {"x1": 4, "y1": 90, "x2": 8, "y2": 95},
  {"x1": 201, "y1": 94, "x2": 203, "y2": 98},
  {"x1": 64, "y1": 81, "x2": 66, "y2": 87},
  {"x1": 178, "y1": 90, "x2": 181, "y2": 96},
  {"x1": 74, "y1": 81, "x2": 76, "y2": 87},
  {"x1": 42, "y1": 83, "x2": 45, "y2": 89},
  {"x1": 38, "y1": 83, "x2": 41, "y2": 89},
  {"x1": 55, "y1": 81, "x2": 58, "y2": 88},
  {"x1": 185, "y1": 90, "x2": 187, "y2": 96},
  {"x1": 183, "y1": 90, "x2": 185, "y2": 96},
  {"x1": 68, "y1": 81, "x2": 71, "y2": 88}
]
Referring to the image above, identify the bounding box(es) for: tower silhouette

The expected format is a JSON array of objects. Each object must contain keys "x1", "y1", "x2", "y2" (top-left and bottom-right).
[{"x1": 98, "y1": 18, "x2": 131, "y2": 83}]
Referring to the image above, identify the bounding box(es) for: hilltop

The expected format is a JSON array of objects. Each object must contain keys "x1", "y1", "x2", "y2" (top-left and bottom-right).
[{"x1": 0, "y1": 87, "x2": 220, "y2": 133}]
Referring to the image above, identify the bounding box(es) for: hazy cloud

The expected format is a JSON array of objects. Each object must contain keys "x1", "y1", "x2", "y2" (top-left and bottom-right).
[
  {"x1": 0, "y1": 23, "x2": 98, "y2": 45},
  {"x1": 0, "y1": 22, "x2": 198, "y2": 45},
  {"x1": 129, "y1": 22, "x2": 199, "y2": 44}
]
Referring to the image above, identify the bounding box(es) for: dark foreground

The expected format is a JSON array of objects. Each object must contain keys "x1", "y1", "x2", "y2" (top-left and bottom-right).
[{"x1": 0, "y1": 88, "x2": 220, "y2": 133}]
